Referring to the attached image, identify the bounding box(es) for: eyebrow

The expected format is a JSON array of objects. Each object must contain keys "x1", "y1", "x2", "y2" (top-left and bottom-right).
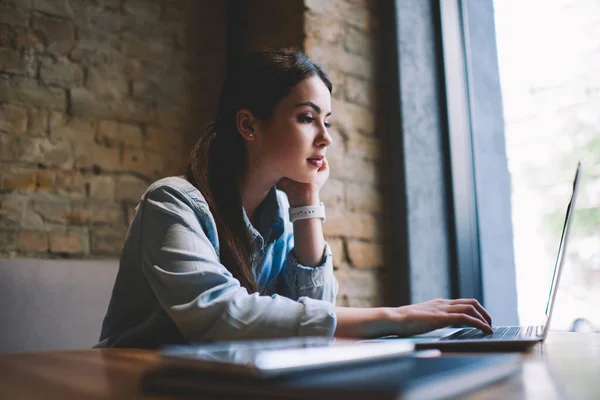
[{"x1": 294, "y1": 101, "x2": 332, "y2": 117}]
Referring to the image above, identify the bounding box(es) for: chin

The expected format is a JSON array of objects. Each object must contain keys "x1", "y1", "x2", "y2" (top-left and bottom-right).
[{"x1": 287, "y1": 168, "x2": 316, "y2": 184}]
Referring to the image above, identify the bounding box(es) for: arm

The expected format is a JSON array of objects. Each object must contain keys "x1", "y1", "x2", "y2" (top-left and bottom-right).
[
  {"x1": 276, "y1": 190, "x2": 338, "y2": 303},
  {"x1": 139, "y1": 185, "x2": 337, "y2": 341},
  {"x1": 288, "y1": 192, "x2": 325, "y2": 267},
  {"x1": 334, "y1": 299, "x2": 494, "y2": 338}
]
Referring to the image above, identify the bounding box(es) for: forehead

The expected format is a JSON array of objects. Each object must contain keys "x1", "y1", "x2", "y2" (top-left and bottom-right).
[{"x1": 282, "y1": 76, "x2": 331, "y2": 111}]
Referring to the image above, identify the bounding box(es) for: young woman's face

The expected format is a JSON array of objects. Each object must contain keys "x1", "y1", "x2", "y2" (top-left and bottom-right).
[{"x1": 252, "y1": 76, "x2": 333, "y2": 184}]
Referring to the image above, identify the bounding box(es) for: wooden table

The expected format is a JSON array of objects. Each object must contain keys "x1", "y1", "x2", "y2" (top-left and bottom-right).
[{"x1": 0, "y1": 332, "x2": 598, "y2": 399}]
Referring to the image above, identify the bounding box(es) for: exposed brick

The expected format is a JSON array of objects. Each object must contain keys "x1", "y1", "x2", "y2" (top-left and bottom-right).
[
  {"x1": 91, "y1": 226, "x2": 125, "y2": 254},
  {"x1": 320, "y1": 178, "x2": 344, "y2": 207},
  {"x1": 49, "y1": 229, "x2": 89, "y2": 254},
  {"x1": 346, "y1": 239, "x2": 384, "y2": 268},
  {"x1": 54, "y1": 169, "x2": 85, "y2": 197},
  {"x1": 27, "y1": 108, "x2": 49, "y2": 137},
  {"x1": 0, "y1": 193, "x2": 26, "y2": 228},
  {"x1": 21, "y1": 201, "x2": 44, "y2": 231},
  {"x1": 32, "y1": 199, "x2": 71, "y2": 224},
  {"x1": 121, "y1": 32, "x2": 169, "y2": 61},
  {"x1": 70, "y1": 87, "x2": 156, "y2": 123},
  {"x1": 344, "y1": 75, "x2": 376, "y2": 109},
  {"x1": 32, "y1": 15, "x2": 75, "y2": 55},
  {"x1": 335, "y1": 268, "x2": 380, "y2": 300},
  {"x1": 345, "y1": 182, "x2": 381, "y2": 213},
  {"x1": 332, "y1": 97, "x2": 375, "y2": 136},
  {"x1": 73, "y1": 141, "x2": 121, "y2": 171},
  {"x1": 0, "y1": 229, "x2": 18, "y2": 251},
  {"x1": 15, "y1": 32, "x2": 44, "y2": 50},
  {"x1": 115, "y1": 174, "x2": 148, "y2": 202},
  {"x1": 124, "y1": 0, "x2": 162, "y2": 20},
  {"x1": 31, "y1": 0, "x2": 76, "y2": 18},
  {"x1": 69, "y1": 39, "x2": 120, "y2": 65},
  {"x1": 122, "y1": 148, "x2": 164, "y2": 179},
  {"x1": 98, "y1": 120, "x2": 143, "y2": 148},
  {"x1": 18, "y1": 230, "x2": 48, "y2": 252},
  {"x1": 50, "y1": 114, "x2": 96, "y2": 141},
  {"x1": 305, "y1": 12, "x2": 345, "y2": 44},
  {"x1": 36, "y1": 168, "x2": 55, "y2": 191},
  {"x1": 0, "y1": 47, "x2": 25, "y2": 74},
  {"x1": 329, "y1": 154, "x2": 379, "y2": 184},
  {"x1": 22, "y1": 48, "x2": 39, "y2": 77},
  {"x1": 3, "y1": 166, "x2": 37, "y2": 191},
  {"x1": 0, "y1": 76, "x2": 67, "y2": 111},
  {"x1": 156, "y1": 106, "x2": 187, "y2": 130},
  {"x1": 0, "y1": 133, "x2": 20, "y2": 161},
  {"x1": 126, "y1": 203, "x2": 137, "y2": 225},
  {"x1": 0, "y1": 103, "x2": 28, "y2": 134},
  {"x1": 345, "y1": 296, "x2": 379, "y2": 308},
  {"x1": 69, "y1": 201, "x2": 122, "y2": 225},
  {"x1": 0, "y1": 24, "x2": 10, "y2": 47},
  {"x1": 18, "y1": 136, "x2": 74, "y2": 169},
  {"x1": 348, "y1": 133, "x2": 380, "y2": 160},
  {"x1": 326, "y1": 236, "x2": 348, "y2": 267},
  {"x1": 323, "y1": 210, "x2": 378, "y2": 240},
  {"x1": 40, "y1": 56, "x2": 84, "y2": 87},
  {"x1": 87, "y1": 62, "x2": 129, "y2": 101},
  {"x1": 144, "y1": 126, "x2": 184, "y2": 155},
  {"x1": 0, "y1": 6, "x2": 30, "y2": 27},
  {"x1": 88, "y1": 175, "x2": 115, "y2": 200},
  {"x1": 344, "y1": 26, "x2": 373, "y2": 58}
]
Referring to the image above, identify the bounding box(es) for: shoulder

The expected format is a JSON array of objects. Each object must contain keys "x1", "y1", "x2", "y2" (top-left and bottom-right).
[
  {"x1": 140, "y1": 176, "x2": 220, "y2": 247},
  {"x1": 142, "y1": 176, "x2": 208, "y2": 207}
]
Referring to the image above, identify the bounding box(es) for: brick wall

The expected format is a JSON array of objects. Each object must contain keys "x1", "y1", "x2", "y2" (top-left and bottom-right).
[
  {"x1": 303, "y1": 0, "x2": 384, "y2": 307},
  {"x1": 0, "y1": 0, "x2": 227, "y2": 257}
]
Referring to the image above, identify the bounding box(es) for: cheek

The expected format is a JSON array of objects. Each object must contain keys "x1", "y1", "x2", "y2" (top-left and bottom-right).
[{"x1": 264, "y1": 123, "x2": 308, "y2": 156}]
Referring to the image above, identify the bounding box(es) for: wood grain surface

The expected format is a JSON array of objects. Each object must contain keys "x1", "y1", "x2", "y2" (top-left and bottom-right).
[{"x1": 0, "y1": 332, "x2": 598, "y2": 399}]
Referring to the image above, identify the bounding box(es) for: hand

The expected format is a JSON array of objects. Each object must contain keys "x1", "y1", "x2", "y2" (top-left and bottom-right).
[
  {"x1": 279, "y1": 157, "x2": 330, "y2": 207},
  {"x1": 386, "y1": 298, "x2": 493, "y2": 336}
]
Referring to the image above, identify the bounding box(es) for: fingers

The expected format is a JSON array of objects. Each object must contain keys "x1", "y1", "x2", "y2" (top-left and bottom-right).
[
  {"x1": 449, "y1": 304, "x2": 492, "y2": 332},
  {"x1": 447, "y1": 313, "x2": 493, "y2": 334},
  {"x1": 450, "y1": 298, "x2": 492, "y2": 326}
]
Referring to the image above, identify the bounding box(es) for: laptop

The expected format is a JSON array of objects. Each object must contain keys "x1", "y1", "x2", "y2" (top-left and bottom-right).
[{"x1": 410, "y1": 162, "x2": 582, "y2": 351}]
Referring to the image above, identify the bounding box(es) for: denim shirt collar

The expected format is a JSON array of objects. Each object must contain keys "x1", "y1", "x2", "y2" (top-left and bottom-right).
[{"x1": 241, "y1": 186, "x2": 285, "y2": 249}]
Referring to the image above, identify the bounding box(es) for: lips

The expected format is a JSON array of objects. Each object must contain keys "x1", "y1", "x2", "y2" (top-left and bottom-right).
[{"x1": 307, "y1": 155, "x2": 324, "y2": 168}]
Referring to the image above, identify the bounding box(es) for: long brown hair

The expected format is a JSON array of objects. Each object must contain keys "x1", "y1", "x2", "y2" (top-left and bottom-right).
[{"x1": 186, "y1": 48, "x2": 332, "y2": 292}]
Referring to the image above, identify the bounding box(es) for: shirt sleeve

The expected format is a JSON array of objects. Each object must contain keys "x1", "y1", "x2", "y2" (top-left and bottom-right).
[
  {"x1": 139, "y1": 185, "x2": 337, "y2": 341},
  {"x1": 278, "y1": 239, "x2": 339, "y2": 305}
]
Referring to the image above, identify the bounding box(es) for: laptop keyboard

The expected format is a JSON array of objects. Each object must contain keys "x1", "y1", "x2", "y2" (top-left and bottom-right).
[{"x1": 441, "y1": 326, "x2": 535, "y2": 341}]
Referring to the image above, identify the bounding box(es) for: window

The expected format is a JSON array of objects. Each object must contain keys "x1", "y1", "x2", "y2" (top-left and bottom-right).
[{"x1": 495, "y1": 0, "x2": 600, "y2": 331}]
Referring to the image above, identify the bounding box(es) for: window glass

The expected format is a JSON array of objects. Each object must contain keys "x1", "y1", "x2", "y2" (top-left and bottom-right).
[{"x1": 495, "y1": 0, "x2": 600, "y2": 332}]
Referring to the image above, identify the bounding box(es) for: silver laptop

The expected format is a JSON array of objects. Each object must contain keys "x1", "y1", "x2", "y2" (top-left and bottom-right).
[{"x1": 414, "y1": 162, "x2": 582, "y2": 351}]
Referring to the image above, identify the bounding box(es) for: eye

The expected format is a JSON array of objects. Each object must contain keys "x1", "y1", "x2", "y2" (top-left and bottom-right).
[
  {"x1": 324, "y1": 122, "x2": 332, "y2": 128},
  {"x1": 297, "y1": 114, "x2": 315, "y2": 124}
]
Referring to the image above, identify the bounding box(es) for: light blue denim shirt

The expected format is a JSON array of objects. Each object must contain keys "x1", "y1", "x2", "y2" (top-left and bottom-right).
[{"x1": 95, "y1": 176, "x2": 338, "y2": 349}]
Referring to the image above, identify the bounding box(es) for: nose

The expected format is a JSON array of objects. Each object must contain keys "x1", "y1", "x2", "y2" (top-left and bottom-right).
[{"x1": 316, "y1": 125, "x2": 332, "y2": 148}]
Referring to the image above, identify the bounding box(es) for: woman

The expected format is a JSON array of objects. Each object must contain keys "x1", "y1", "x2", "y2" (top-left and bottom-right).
[{"x1": 96, "y1": 48, "x2": 492, "y2": 349}]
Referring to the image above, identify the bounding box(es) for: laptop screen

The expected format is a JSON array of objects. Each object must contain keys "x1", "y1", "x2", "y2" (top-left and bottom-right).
[{"x1": 543, "y1": 163, "x2": 581, "y2": 329}]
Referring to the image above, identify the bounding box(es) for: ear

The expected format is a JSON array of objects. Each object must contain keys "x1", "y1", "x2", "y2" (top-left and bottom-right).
[{"x1": 236, "y1": 109, "x2": 257, "y2": 141}]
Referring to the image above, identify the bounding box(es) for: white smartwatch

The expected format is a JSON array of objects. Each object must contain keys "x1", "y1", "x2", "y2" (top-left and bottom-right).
[{"x1": 289, "y1": 202, "x2": 326, "y2": 223}]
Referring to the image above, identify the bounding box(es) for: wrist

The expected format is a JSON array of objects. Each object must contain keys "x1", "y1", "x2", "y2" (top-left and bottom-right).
[{"x1": 288, "y1": 192, "x2": 320, "y2": 207}]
